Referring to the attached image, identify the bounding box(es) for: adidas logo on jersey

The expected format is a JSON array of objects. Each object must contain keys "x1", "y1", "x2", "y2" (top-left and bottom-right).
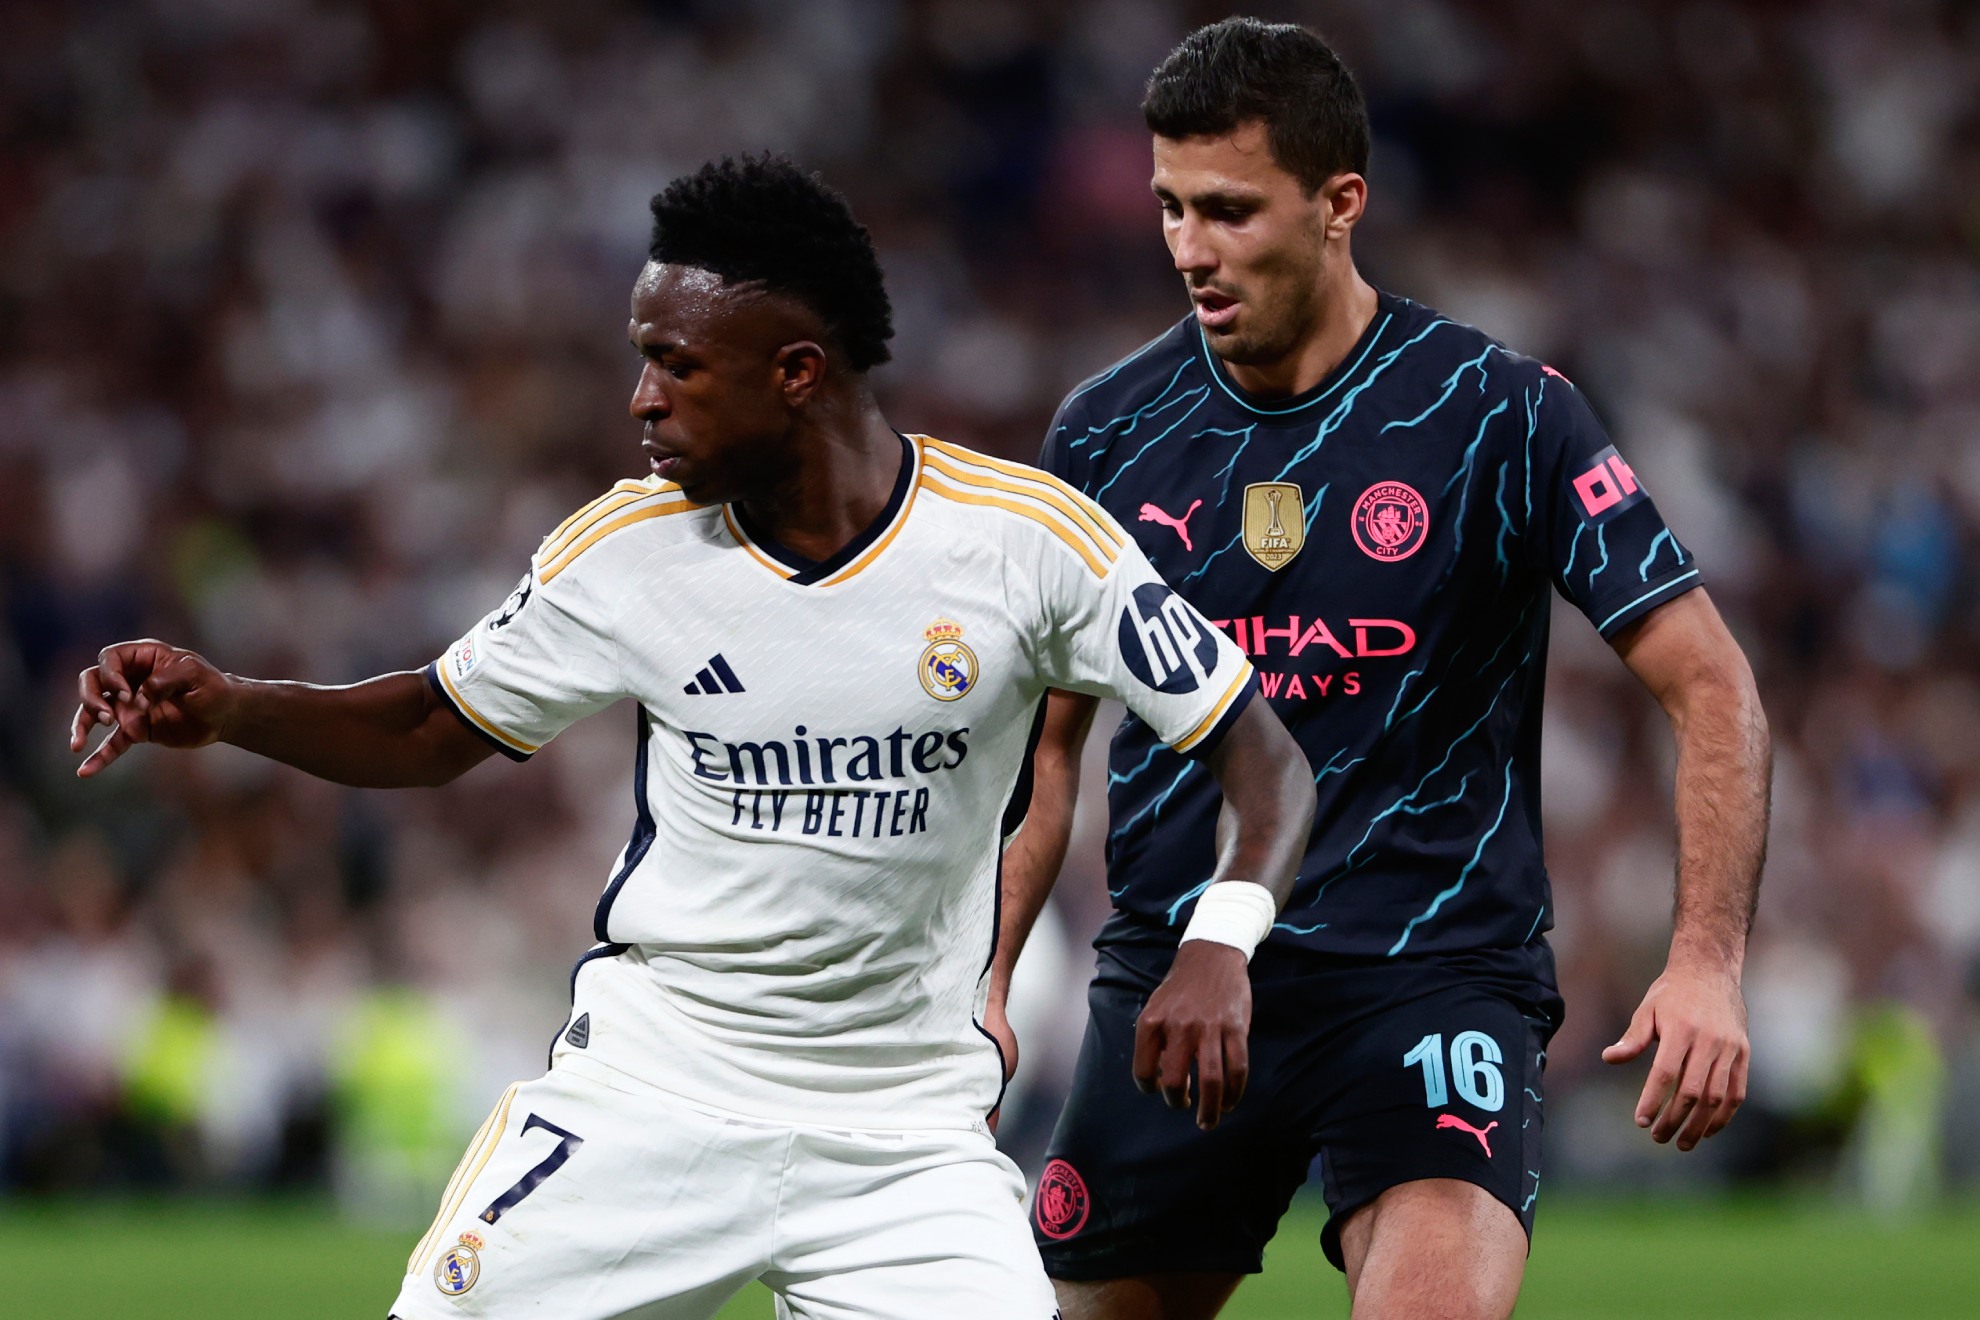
[
  {"x1": 684, "y1": 654, "x2": 746, "y2": 696},
  {"x1": 564, "y1": 1013, "x2": 590, "y2": 1049}
]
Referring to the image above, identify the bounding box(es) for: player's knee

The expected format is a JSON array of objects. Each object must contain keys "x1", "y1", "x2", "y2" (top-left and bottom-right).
[
  {"x1": 1344, "y1": 1181, "x2": 1524, "y2": 1320},
  {"x1": 1053, "y1": 1274, "x2": 1239, "y2": 1320}
]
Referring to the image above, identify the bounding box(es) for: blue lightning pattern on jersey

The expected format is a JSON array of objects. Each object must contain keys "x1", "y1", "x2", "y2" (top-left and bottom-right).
[
  {"x1": 1043, "y1": 293, "x2": 1702, "y2": 958},
  {"x1": 1381, "y1": 345, "x2": 1492, "y2": 433},
  {"x1": 1065, "y1": 363, "x2": 1195, "y2": 454},
  {"x1": 1092, "y1": 388, "x2": 1213, "y2": 499},
  {"x1": 1109, "y1": 742, "x2": 1163, "y2": 788},
  {"x1": 1388, "y1": 759, "x2": 1516, "y2": 955},
  {"x1": 1493, "y1": 462, "x2": 1516, "y2": 583},
  {"x1": 1267, "y1": 320, "x2": 1456, "y2": 481},
  {"x1": 1109, "y1": 762, "x2": 1195, "y2": 844},
  {"x1": 1441, "y1": 398, "x2": 1511, "y2": 584},
  {"x1": 1639, "y1": 528, "x2": 1683, "y2": 579}
]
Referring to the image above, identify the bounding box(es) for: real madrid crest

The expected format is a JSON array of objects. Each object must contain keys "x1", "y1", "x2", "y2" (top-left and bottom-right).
[
  {"x1": 1242, "y1": 482, "x2": 1305, "y2": 571},
  {"x1": 919, "y1": 618, "x2": 977, "y2": 702},
  {"x1": 434, "y1": 1231, "x2": 484, "y2": 1296}
]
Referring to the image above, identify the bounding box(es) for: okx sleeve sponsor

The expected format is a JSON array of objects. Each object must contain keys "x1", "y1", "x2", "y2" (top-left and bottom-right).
[{"x1": 1525, "y1": 368, "x2": 1701, "y2": 638}]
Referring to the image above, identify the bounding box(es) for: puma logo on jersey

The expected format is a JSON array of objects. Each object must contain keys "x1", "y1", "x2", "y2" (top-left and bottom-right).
[
  {"x1": 684, "y1": 654, "x2": 747, "y2": 696},
  {"x1": 1435, "y1": 1113, "x2": 1498, "y2": 1157},
  {"x1": 1138, "y1": 499, "x2": 1203, "y2": 551}
]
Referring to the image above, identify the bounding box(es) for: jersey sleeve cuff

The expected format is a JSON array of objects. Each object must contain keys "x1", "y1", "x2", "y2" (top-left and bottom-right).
[
  {"x1": 1592, "y1": 568, "x2": 1704, "y2": 639},
  {"x1": 1171, "y1": 667, "x2": 1258, "y2": 761},
  {"x1": 425, "y1": 662, "x2": 535, "y2": 762}
]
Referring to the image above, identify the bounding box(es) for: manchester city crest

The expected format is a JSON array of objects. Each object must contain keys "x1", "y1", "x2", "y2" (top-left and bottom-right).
[
  {"x1": 434, "y1": 1232, "x2": 483, "y2": 1296},
  {"x1": 918, "y1": 619, "x2": 977, "y2": 701},
  {"x1": 1034, "y1": 1158, "x2": 1091, "y2": 1240},
  {"x1": 1351, "y1": 480, "x2": 1430, "y2": 562},
  {"x1": 1242, "y1": 482, "x2": 1306, "y2": 571}
]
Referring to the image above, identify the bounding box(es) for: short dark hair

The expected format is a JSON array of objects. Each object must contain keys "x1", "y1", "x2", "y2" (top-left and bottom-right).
[
  {"x1": 647, "y1": 155, "x2": 894, "y2": 372},
  {"x1": 1142, "y1": 18, "x2": 1369, "y2": 194}
]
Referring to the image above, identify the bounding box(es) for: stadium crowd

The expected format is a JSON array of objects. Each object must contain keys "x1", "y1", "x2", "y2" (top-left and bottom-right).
[{"x1": 2, "y1": 0, "x2": 1976, "y2": 1216}]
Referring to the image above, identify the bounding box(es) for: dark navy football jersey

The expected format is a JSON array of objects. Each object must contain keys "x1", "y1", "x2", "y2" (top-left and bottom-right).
[{"x1": 1042, "y1": 292, "x2": 1700, "y2": 959}]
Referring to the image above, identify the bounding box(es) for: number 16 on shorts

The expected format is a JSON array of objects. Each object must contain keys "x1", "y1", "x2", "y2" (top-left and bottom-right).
[{"x1": 1404, "y1": 1031, "x2": 1505, "y2": 1110}]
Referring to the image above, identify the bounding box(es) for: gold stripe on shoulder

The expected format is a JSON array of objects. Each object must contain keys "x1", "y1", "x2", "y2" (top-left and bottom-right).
[
  {"x1": 541, "y1": 485, "x2": 629, "y2": 548},
  {"x1": 541, "y1": 480, "x2": 653, "y2": 552},
  {"x1": 923, "y1": 440, "x2": 1124, "y2": 549},
  {"x1": 920, "y1": 471, "x2": 1109, "y2": 577},
  {"x1": 540, "y1": 480, "x2": 685, "y2": 562},
  {"x1": 538, "y1": 497, "x2": 701, "y2": 583},
  {"x1": 920, "y1": 452, "x2": 1118, "y2": 568},
  {"x1": 1173, "y1": 664, "x2": 1254, "y2": 753}
]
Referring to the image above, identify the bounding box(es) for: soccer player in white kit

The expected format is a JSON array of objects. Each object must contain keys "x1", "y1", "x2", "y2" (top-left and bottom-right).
[{"x1": 68, "y1": 156, "x2": 1317, "y2": 1319}]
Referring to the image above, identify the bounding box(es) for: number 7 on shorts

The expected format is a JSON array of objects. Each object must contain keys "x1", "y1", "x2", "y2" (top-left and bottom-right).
[{"x1": 478, "y1": 1113, "x2": 584, "y2": 1226}]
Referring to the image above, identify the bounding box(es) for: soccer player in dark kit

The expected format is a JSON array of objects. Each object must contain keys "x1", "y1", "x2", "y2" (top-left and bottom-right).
[{"x1": 984, "y1": 19, "x2": 1772, "y2": 1320}]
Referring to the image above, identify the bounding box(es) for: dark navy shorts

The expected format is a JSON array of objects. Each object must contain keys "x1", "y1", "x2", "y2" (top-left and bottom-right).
[{"x1": 1033, "y1": 939, "x2": 1562, "y2": 1278}]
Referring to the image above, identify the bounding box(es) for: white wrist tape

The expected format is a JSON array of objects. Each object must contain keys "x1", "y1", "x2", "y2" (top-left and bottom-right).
[{"x1": 1178, "y1": 882, "x2": 1278, "y2": 961}]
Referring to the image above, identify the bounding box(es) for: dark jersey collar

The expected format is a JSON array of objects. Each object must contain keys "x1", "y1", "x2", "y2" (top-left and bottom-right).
[
  {"x1": 1194, "y1": 290, "x2": 1404, "y2": 417},
  {"x1": 728, "y1": 431, "x2": 916, "y2": 586}
]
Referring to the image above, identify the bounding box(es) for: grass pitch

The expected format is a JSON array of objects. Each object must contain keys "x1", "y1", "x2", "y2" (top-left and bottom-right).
[{"x1": 1, "y1": 1195, "x2": 1974, "y2": 1317}]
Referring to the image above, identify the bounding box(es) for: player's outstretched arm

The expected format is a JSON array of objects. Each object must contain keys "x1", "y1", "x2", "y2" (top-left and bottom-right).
[
  {"x1": 1134, "y1": 697, "x2": 1314, "y2": 1130},
  {"x1": 986, "y1": 690, "x2": 1100, "y2": 1089},
  {"x1": 71, "y1": 640, "x2": 495, "y2": 788},
  {"x1": 1600, "y1": 588, "x2": 1771, "y2": 1152}
]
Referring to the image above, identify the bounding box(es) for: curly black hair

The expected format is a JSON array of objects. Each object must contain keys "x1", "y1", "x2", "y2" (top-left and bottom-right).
[
  {"x1": 1143, "y1": 19, "x2": 1368, "y2": 194},
  {"x1": 647, "y1": 155, "x2": 894, "y2": 373}
]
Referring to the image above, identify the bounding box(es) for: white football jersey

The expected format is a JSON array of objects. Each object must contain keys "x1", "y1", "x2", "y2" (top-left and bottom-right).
[{"x1": 431, "y1": 435, "x2": 1255, "y2": 1128}]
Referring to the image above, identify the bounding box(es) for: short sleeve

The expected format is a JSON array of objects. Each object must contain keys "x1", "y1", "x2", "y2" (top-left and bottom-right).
[
  {"x1": 1036, "y1": 519, "x2": 1256, "y2": 760},
  {"x1": 1525, "y1": 368, "x2": 1702, "y2": 637},
  {"x1": 428, "y1": 554, "x2": 624, "y2": 761}
]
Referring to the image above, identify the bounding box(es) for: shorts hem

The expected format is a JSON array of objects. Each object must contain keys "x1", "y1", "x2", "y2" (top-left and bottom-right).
[
  {"x1": 1318, "y1": 1171, "x2": 1536, "y2": 1273},
  {"x1": 1039, "y1": 1244, "x2": 1265, "y2": 1282}
]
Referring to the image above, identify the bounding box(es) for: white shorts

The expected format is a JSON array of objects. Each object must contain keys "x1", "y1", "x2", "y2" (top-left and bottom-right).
[{"x1": 388, "y1": 1057, "x2": 1058, "y2": 1320}]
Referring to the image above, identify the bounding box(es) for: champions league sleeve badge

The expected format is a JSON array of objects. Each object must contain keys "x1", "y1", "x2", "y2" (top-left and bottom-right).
[
  {"x1": 918, "y1": 618, "x2": 977, "y2": 701},
  {"x1": 434, "y1": 1231, "x2": 484, "y2": 1296}
]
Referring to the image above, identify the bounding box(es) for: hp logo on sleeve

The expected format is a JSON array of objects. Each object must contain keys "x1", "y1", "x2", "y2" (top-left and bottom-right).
[{"x1": 1118, "y1": 583, "x2": 1219, "y2": 695}]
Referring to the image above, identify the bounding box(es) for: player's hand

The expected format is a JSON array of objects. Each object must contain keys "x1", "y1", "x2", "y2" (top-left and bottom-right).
[
  {"x1": 1602, "y1": 958, "x2": 1749, "y2": 1151},
  {"x1": 1133, "y1": 940, "x2": 1251, "y2": 1131},
  {"x1": 982, "y1": 993, "x2": 1019, "y2": 1133},
  {"x1": 71, "y1": 641, "x2": 236, "y2": 777}
]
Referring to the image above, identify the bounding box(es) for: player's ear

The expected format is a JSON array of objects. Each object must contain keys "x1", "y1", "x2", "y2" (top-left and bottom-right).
[
  {"x1": 1317, "y1": 172, "x2": 1367, "y2": 240},
  {"x1": 774, "y1": 341, "x2": 828, "y2": 407}
]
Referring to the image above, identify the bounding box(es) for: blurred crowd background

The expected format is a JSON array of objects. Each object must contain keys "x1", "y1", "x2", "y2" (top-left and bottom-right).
[{"x1": 2, "y1": 0, "x2": 1977, "y2": 1223}]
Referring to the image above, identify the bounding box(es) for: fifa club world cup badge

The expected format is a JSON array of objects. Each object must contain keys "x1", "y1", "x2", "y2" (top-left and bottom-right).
[
  {"x1": 919, "y1": 618, "x2": 977, "y2": 701},
  {"x1": 1034, "y1": 1158, "x2": 1090, "y2": 1240},
  {"x1": 1242, "y1": 482, "x2": 1305, "y2": 570},
  {"x1": 434, "y1": 1231, "x2": 484, "y2": 1296},
  {"x1": 1351, "y1": 481, "x2": 1429, "y2": 562}
]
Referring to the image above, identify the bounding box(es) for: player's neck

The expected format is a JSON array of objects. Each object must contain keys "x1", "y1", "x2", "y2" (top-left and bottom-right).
[
  {"x1": 736, "y1": 400, "x2": 903, "y2": 564},
  {"x1": 1221, "y1": 267, "x2": 1379, "y2": 399}
]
